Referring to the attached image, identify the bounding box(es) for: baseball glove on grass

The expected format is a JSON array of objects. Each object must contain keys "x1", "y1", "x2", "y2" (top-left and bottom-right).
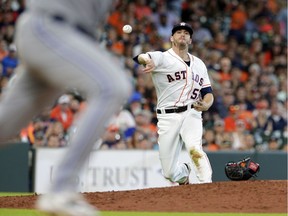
[{"x1": 225, "y1": 157, "x2": 260, "y2": 181}]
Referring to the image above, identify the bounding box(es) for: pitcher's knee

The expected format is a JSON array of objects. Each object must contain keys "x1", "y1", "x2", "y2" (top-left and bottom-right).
[
  {"x1": 189, "y1": 147, "x2": 204, "y2": 168},
  {"x1": 189, "y1": 147, "x2": 213, "y2": 183}
]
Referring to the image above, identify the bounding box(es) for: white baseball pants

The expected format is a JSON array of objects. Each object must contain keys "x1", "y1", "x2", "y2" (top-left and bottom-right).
[{"x1": 157, "y1": 108, "x2": 212, "y2": 184}]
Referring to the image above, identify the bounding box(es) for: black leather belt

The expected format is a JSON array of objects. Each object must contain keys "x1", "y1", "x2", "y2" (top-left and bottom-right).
[
  {"x1": 157, "y1": 104, "x2": 194, "y2": 114},
  {"x1": 51, "y1": 15, "x2": 94, "y2": 39}
]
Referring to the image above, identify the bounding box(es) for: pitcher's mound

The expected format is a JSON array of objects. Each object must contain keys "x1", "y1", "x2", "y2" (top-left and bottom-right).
[{"x1": 0, "y1": 180, "x2": 286, "y2": 213}]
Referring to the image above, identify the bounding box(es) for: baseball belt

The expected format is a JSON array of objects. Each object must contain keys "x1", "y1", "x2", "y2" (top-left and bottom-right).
[{"x1": 156, "y1": 104, "x2": 194, "y2": 114}]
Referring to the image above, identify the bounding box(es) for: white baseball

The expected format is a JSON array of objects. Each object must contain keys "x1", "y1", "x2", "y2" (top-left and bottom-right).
[{"x1": 122, "y1": 25, "x2": 132, "y2": 34}]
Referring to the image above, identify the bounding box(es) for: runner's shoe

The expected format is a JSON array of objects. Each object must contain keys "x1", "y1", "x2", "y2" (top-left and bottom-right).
[{"x1": 36, "y1": 192, "x2": 98, "y2": 216}]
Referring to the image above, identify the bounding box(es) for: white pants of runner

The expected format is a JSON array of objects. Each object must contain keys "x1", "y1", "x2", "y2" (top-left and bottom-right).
[
  {"x1": 0, "y1": 12, "x2": 132, "y2": 192},
  {"x1": 157, "y1": 108, "x2": 212, "y2": 183}
]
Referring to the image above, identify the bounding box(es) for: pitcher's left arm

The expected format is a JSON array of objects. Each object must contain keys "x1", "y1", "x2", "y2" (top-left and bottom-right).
[{"x1": 193, "y1": 87, "x2": 214, "y2": 112}]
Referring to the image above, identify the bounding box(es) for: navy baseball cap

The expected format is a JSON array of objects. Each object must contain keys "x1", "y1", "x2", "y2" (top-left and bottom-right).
[{"x1": 172, "y1": 22, "x2": 193, "y2": 37}]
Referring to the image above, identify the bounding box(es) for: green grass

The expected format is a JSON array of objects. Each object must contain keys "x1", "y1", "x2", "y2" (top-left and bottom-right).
[
  {"x1": 103, "y1": 213, "x2": 286, "y2": 216},
  {"x1": 0, "y1": 209, "x2": 40, "y2": 216},
  {"x1": 0, "y1": 192, "x2": 34, "y2": 197}
]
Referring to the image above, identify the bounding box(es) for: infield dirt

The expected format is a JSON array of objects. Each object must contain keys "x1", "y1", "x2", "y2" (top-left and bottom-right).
[{"x1": 0, "y1": 180, "x2": 287, "y2": 213}]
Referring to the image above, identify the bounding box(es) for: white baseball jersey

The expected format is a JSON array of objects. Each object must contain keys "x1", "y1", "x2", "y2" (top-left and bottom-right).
[
  {"x1": 145, "y1": 48, "x2": 213, "y2": 184},
  {"x1": 147, "y1": 48, "x2": 211, "y2": 109}
]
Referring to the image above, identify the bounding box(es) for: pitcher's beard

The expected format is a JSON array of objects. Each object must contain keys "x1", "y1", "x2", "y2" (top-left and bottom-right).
[{"x1": 174, "y1": 42, "x2": 187, "y2": 51}]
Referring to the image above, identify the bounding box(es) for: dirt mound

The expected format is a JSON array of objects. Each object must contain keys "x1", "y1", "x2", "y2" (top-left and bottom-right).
[{"x1": 0, "y1": 180, "x2": 287, "y2": 213}]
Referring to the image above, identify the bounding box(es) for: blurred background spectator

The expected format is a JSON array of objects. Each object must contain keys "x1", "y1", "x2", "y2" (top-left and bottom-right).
[
  {"x1": 50, "y1": 94, "x2": 74, "y2": 132},
  {"x1": 0, "y1": 0, "x2": 287, "y2": 151},
  {"x1": 1, "y1": 43, "x2": 18, "y2": 78}
]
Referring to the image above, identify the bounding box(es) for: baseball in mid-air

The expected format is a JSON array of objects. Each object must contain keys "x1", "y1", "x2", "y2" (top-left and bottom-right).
[{"x1": 122, "y1": 24, "x2": 132, "y2": 34}]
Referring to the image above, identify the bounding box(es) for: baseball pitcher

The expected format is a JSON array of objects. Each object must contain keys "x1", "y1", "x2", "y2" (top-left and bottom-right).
[{"x1": 134, "y1": 22, "x2": 213, "y2": 185}]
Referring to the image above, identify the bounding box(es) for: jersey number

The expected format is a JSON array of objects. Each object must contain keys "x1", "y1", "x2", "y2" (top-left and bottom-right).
[{"x1": 191, "y1": 88, "x2": 200, "y2": 99}]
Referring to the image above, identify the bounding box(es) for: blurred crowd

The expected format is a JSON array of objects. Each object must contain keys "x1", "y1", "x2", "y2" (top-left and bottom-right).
[{"x1": 0, "y1": 0, "x2": 287, "y2": 151}]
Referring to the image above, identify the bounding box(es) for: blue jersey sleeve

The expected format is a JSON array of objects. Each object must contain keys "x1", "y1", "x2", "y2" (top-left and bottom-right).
[{"x1": 200, "y1": 86, "x2": 213, "y2": 97}]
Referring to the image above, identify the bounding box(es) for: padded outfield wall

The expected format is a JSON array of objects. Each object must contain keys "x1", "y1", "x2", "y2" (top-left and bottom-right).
[{"x1": 0, "y1": 143, "x2": 287, "y2": 192}]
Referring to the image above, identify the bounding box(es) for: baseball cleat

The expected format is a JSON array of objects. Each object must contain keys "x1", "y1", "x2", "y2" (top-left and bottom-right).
[
  {"x1": 36, "y1": 192, "x2": 98, "y2": 216},
  {"x1": 179, "y1": 163, "x2": 191, "y2": 185}
]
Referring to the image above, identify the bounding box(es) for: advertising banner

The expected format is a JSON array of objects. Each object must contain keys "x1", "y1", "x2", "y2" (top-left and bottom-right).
[{"x1": 34, "y1": 148, "x2": 198, "y2": 193}]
